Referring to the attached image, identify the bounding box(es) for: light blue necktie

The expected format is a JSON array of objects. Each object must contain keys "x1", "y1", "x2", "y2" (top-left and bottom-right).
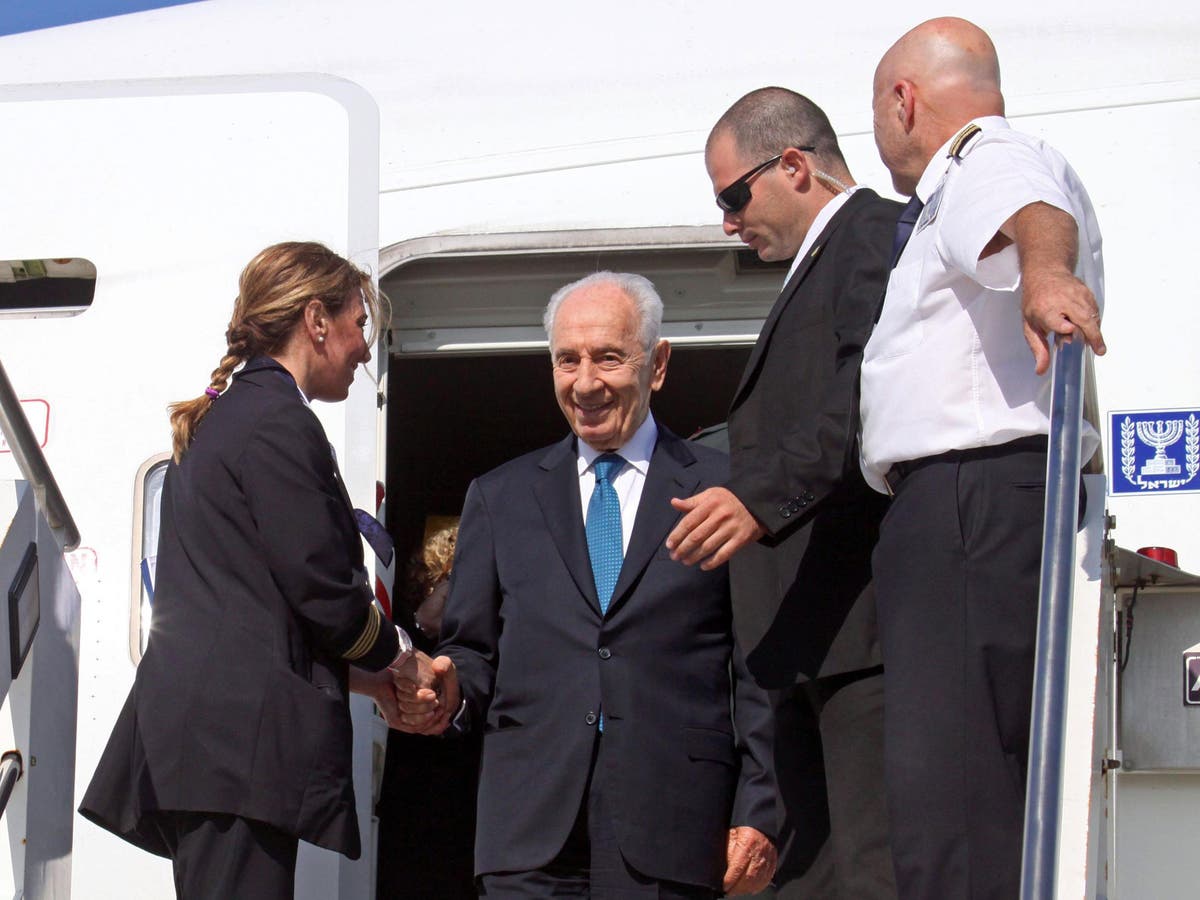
[
  {"x1": 586, "y1": 453, "x2": 625, "y2": 615},
  {"x1": 586, "y1": 453, "x2": 624, "y2": 732}
]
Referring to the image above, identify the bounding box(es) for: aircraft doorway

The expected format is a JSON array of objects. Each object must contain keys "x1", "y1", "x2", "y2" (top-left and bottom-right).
[
  {"x1": 384, "y1": 344, "x2": 751, "y2": 566},
  {"x1": 375, "y1": 229, "x2": 782, "y2": 894},
  {"x1": 378, "y1": 227, "x2": 787, "y2": 562}
]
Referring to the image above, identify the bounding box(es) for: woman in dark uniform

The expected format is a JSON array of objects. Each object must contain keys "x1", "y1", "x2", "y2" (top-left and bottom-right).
[{"x1": 80, "y1": 242, "x2": 419, "y2": 899}]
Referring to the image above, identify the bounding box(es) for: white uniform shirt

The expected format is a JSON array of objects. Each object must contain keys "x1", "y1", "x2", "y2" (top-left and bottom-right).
[
  {"x1": 859, "y1": 116, "x2": 1104, "y2": 493},
  {"x1": 576, "y1": 412, "x2": 658, "y2": 553}
]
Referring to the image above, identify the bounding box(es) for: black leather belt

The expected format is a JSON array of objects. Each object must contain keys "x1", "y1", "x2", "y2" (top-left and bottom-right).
[
  {"x1": 882, "y1": 435, "x2": 1049, "y2": 496},
  {"x1": 881, "y1": 459, "x2": 920, "y2": 496}
]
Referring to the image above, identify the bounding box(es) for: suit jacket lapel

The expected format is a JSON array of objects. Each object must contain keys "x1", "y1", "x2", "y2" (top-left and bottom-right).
[
  {"x1": 607, "y1": 429, "x2": 700, "y2": 615},
  {"x1": 532, "y1": 435, "x2": 602, "y2": 615},
  {"x1": 730, "y1": 190, "x2": 871, "y2": 409}
]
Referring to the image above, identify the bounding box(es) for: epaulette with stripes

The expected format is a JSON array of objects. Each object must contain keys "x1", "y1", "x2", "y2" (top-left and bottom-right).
[{"x1": 948, "y1": 123, "x2": 983, "y2": 159}]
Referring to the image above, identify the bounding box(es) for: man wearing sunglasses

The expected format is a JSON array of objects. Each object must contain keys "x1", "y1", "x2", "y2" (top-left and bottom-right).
[{"x1": 666, "y1": 87, "x2": 901, "y2": 898}]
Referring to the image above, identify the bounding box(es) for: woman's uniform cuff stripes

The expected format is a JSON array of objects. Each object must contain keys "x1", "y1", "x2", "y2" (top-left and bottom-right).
[
  {"x1": 340, "y1": 605, "x2": 407, "y2": 671},
  {"x1": 342, "y1": 604, "x2": 383, "y2": 661}
]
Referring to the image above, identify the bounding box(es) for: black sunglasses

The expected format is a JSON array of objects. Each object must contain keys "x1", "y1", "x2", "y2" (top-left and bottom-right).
[{"x1": 715, "y1": 148, "x2": 814, "y2": 213}]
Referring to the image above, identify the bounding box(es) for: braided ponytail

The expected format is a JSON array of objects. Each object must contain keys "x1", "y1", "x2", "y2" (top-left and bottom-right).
[
  {"x1": 168, "y1": 340, "x2": 249, "y2": 462},
  {"x1": 167, "y1": 242, "x2": 379, "y2": 463}
]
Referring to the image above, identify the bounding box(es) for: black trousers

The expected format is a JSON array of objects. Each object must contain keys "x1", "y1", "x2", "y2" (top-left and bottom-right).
[
  {"x1": 479, "y1": 736, "x2": 715, "y2": 899},
  {"x1": 152, "y1": 811, "x2": 298, "y2": 900},
  {"x1": 749, "y1": 672, "x2": 896, "y2": 900},
  {"x1": 872, "y1": 441, "x2": 1048, "y2": 900},
  {"x1": 376, "y1": 728, "x2": 480, "y2": 899}
]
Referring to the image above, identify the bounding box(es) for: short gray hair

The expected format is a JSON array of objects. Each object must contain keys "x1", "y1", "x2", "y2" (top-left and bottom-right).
[{"x1": 543, "y1": 271, "x2": 663, "y2": 353}]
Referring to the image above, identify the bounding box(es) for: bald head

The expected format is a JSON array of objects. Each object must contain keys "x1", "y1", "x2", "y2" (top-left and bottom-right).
[
  {"x1": 872, "y1": 17, "x2": 1005, "y2": 194},
  {"x1": 879, "y1": 17, "x2": 1003, "y2": 113}
]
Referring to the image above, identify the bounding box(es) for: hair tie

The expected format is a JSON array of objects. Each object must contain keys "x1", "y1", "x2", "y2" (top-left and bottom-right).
[{"x1": 205, "y1": 387, "x2": 220, "y2": 399}]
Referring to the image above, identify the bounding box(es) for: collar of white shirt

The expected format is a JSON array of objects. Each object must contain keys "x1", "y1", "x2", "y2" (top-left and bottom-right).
[
  {"x1": 576, "y1": 412, "x2": 657, "y2": 479},
  {"x1": 782, "y1": 185, "x2": 861, "y2": 287}
]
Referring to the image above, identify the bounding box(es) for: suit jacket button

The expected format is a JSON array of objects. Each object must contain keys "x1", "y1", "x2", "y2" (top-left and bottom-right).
[
  {"x1": 598, "y1": 647, "x2": 612, "y2": 659},
  {"x1": 804, "y1": 491, "x2": 815, "y2": 501},
  {"x1": 779, "y1": 507, "x2": 791, "y2": 518},
  {"x1": 585, "y1": 712, "x2": 597, "y2": 726}
]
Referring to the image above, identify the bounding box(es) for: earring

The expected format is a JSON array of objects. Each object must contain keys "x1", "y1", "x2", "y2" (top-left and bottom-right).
[{"x1": 317, "y1": 335, "x2": 325, "y2": 343}]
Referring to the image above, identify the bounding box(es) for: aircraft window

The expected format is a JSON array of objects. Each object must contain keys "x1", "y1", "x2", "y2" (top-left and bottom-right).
[
  {"x1": 130, "y1": 454, "x2": 169, "y2": 663},
  {"x1": 1, "y1": 258, "x2": 95, "y2": 317}
]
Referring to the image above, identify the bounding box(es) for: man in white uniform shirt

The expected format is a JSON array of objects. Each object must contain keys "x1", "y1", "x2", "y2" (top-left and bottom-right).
[{"x1": 859, "y1": 17, "x2": 1107, "y2": 899}]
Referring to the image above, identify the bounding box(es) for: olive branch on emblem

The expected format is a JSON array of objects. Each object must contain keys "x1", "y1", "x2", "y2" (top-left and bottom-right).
[{"x1": 1120, "y1": 417, "x2": 1136, "y2": 483}]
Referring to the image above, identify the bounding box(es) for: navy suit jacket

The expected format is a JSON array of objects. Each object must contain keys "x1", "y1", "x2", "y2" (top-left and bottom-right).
[
  {"x1": 438, "y1": 426, "x2": 776, "y2": 889},
  {"x1": 80, "y1": 356, "x2": 397, "y2": 859},
  {"x1": 726, "y1": 189, "x2": 901, "y2": 686}
]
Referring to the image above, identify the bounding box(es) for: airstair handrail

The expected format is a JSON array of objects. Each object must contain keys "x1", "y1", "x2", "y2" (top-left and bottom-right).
[
  {"x1": 0, "y1": 358, "x2": 80, "y2": 551},
  {"x1": 1020, "y1": 335, "x2": 1088, "y2": 899},
  {"x1": 0, "y1": 751, "x2": 23, "y2": 820}
]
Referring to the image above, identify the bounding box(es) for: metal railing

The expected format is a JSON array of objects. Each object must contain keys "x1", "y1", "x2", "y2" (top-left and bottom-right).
[
  {"x1": 0, "y1": 358, "x2": 80, "y2": 551},
  {"x1": 1020, "y1": 336, "x2": 1088, "y2": 899},
  {"x1": 0, "y1": 751, "x2": 23, "y2": 820}
]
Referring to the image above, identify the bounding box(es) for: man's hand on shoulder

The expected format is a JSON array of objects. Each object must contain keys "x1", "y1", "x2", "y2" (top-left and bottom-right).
[
  {"x1": 666, "y1": 487, "x2": 766, "y2": 570},
  {"x1": 723, "y1": 826, "x2": 777, "y2": 895}
]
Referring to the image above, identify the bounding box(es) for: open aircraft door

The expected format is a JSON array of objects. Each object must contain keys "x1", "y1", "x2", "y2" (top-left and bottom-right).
[{"x1": 0, "y1": 76, "x2": 384, "y2": 899}]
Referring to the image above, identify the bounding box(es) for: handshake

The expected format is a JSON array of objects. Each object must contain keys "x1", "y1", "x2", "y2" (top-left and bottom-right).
[{"x1": 370, "y1": 651, "x2": 460, "y2": 735}]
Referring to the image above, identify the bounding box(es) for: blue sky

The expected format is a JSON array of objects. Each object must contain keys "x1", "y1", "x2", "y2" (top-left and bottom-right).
[{"x1": 0, "y1": 1, "x2": 203, "y2": 37}]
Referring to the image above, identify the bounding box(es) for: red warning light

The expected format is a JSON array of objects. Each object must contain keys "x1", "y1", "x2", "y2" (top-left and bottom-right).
[{"x1": 1137, "y1": 546, "x2": 1179, "y2": 567}]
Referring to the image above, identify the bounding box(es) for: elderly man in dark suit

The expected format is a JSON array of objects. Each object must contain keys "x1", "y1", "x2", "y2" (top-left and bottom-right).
[
  {"x1": 398, "y1": 271, "x2": 778, "y2": 899},
  {"x1": 666, "y1": 87, "x2": 901, "y2": 898}
]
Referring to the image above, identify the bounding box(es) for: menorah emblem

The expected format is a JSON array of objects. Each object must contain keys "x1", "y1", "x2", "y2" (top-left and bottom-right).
[
  {"x1": 1136, "y1": 419, "x2": 1184, "y2": 476},
  {"x1": 1114, "y1": 411, "x2": 1200, "y2": 493}
]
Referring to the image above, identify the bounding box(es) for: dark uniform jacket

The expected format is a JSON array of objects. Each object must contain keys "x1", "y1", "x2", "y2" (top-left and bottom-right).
[
  {"x1": 726, "y1": 189, "x2": 902, "y2": 686},
  {"x1": 80, "y1": 356, "x2": 398, "y2": 858},
  {"x1": 437, "y1": 427, "x2": 776, "y2": 890}
]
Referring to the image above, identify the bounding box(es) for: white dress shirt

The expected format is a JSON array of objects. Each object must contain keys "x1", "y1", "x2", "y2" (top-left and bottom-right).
[
  {"x1": 450, "y1": 414, "x2": 658, "y2": 731},
  {"x1": 576, "y1": 413, "x2": 658, "y2": 553},
  {"x1": 859, "y1": 116, "x2": 1105, "y2": 492}
]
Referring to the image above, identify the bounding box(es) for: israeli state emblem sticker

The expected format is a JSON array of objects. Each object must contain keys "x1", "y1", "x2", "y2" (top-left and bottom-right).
[{"x1": 1109, "y1": 408, "x2": 1200, "y2": 495}]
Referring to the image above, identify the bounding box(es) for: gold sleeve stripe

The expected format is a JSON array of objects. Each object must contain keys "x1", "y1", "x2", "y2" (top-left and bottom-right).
[{"x1": 343, "y1": 604, "x2": 381, "y2": 661}]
